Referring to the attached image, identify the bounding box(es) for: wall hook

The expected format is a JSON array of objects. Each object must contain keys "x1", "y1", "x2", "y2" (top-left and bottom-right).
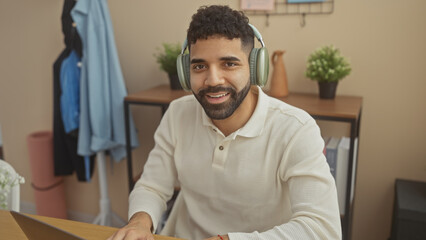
[
  {"x1": 300, "y1": 13, "x2": 306, "y2": 27},
  {"x1": 265, "y1": 13, "x2": 270, "y2": 27}
]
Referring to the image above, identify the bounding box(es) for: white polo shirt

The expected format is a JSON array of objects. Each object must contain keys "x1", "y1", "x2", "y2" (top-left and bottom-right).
[{"x1": 129, "y1": 87, "x2": 341, "y2": 240}]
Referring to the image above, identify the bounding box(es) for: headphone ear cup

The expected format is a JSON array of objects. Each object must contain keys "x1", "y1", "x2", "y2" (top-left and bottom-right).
[
  {"x1": 182, "y1": 54, "x2": 191, "y2": 90},
  {"x1": 177, "y1": 54, "x2": 191, "y2": 91},
  {"x1": 249, "y1": 48, "x2": 259, "y2": 85},
  {"x1": 249, "y1": 48, "x2": 269, "y2": 86},
  {"x1": 255, "y1": 47, "x2": 269, "y2": 87}
]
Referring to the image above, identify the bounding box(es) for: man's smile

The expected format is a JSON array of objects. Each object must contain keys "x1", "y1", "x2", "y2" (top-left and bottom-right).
[{"x1": 206, "y1": 92, "x2": 230, "y2": 104}]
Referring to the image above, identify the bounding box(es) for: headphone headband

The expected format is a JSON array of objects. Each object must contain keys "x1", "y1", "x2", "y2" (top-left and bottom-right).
[
  {"x1": 180, "y1": 24, "x2": 266, "y2": 53},
  {"x1": 180, "y1": 39, "x2": 188, "y2": 54},
  {"x1": 248, "y1": 24, "x2": 265, "y2": 47}
]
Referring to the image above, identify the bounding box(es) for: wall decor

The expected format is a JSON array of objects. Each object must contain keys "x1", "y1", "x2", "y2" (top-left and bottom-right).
[{"x1": 242, "y1": 0, "x2": 334, "y2": 27}]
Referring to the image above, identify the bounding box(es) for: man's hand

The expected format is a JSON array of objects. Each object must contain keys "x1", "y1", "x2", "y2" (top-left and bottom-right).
[
  {"x1": 107, "y1": 212, "x2": 154, "y2": 240},
  {"x1": 204, "y1": 235, "x2": 229, "y2": 240}
]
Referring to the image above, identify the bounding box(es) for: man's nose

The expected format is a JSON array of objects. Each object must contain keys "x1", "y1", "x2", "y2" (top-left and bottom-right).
[{"x1": 205, "y1": 66, "x2": 225, "y2": 86}]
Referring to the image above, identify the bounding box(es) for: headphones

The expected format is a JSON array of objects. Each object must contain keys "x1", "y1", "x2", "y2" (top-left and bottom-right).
[{"x1": 176, "y1": 24, "x2": 269, "y2": 91}]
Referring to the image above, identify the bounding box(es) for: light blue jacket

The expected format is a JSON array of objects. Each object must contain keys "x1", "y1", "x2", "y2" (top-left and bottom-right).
[{"x1": 71, "y1": 0, "x2": 139, "y2": 161}]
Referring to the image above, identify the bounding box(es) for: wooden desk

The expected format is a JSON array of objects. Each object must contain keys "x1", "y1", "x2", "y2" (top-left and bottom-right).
[
  {"x1": 123, "y1": 84, "x2": 362, "y2": 240},
  {"x1": 0, "y1": 210, "x2": 181, "y2": 240}
]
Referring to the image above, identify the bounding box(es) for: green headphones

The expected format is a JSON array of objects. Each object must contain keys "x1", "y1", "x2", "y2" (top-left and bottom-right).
[{"x1": 176, "y1": 24, "x2": 269, "y2": 91}]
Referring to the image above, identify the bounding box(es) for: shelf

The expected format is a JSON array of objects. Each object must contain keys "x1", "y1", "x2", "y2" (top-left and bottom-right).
[{"x1": 242, "y1": 0, "x2": 334, "y2": 26}]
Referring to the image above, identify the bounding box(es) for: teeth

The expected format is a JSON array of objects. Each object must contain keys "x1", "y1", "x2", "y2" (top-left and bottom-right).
[{"x1": 208, "y1": 93, "x2": 227, "y2": 98}]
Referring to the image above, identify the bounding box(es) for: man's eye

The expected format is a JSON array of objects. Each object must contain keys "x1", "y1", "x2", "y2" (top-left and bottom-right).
[
  {"x1": 225, "y1": 62, "x2": 237, "y2": 67},
  {"x1": 192, "y1": 64, "x2": 206, "y2": 70}
]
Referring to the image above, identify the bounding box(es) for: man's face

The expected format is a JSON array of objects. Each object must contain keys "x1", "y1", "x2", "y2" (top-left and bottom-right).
[{"x1": 189, "y1": 36, "x2": 251, "y2": 120}]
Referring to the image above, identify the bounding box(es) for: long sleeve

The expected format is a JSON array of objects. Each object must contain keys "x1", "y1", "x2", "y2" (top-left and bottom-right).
[
  {"x1": 229, "y1": 120, "x2": 341, "y2": 240},
  {"x1": 128, "y1": 107, "x2": 178, "y2": 231}
]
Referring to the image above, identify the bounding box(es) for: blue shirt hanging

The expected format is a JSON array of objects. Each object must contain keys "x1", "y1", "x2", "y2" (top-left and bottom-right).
[
  {"x1": 60, "y1": 50, "x2": 81, "y2": 134},
  {"x1": 71, "y1": 0, "x2": 139, "y2": 161}
]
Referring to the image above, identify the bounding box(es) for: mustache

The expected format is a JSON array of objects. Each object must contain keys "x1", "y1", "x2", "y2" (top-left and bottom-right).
[{"x1": 197, "y1": 86, "x2": 236, "y2": 95}]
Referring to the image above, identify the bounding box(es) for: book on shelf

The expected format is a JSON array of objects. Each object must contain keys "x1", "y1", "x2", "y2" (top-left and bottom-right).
[
  {"x1": 322, "y1": 135, "x2": 359, "y2": 215},
  {"x1": 336, "y1": 137, "x2": 350, "y2": 215},
  {"x1": 350, "y1": 138, "x2": 358, "y2": 203},
  {"x1": 325, "y1": 137, "x2": 340, "y2": 179},
  {"x1": 335, "y1": 137, "x2": 359, "y2": 215},
  {"x1": 322, "y1": 136, "x2": 330, "y2": 155}
]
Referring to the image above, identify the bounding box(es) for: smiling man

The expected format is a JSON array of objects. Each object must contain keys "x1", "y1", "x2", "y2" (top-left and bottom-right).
[{"x1": 109, "y1": 5, "x2": 341, "y2": 240}]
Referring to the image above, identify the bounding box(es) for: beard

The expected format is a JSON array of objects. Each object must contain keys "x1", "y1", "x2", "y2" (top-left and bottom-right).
[{"x1": 194, "y1": 80, "x2": 251, "y2": 120}]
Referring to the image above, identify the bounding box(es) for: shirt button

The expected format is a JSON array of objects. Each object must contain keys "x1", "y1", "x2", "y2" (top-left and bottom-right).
[{"x1": 219, "y1": 146, "x2": 224, "y2": 150}]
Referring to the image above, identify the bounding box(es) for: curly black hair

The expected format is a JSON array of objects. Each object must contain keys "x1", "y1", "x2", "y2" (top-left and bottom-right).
[{"x1": 187, "y1": 5, "x2": 254, "y2": 53}]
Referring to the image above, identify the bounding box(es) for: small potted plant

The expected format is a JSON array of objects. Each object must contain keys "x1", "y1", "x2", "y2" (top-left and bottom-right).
[
  {"x1": 154, "y1": 42, "x2": 182, "y2": 90},
  {"x1": 305, "y1": 45, "x2": 351, "y2": 99}
]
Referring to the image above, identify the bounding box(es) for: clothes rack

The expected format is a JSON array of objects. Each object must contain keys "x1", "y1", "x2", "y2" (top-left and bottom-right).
[{"x1": 92, "y1": 151, "x2": 126, "y2": 227}]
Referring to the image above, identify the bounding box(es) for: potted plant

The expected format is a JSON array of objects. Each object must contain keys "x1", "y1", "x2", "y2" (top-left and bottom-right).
[
  {"x1": 154, "y1": 42, "x2": 183, "y2": 90},
  {"x1": 305, "y1": 45, "x2": 351, "y2": 99}
]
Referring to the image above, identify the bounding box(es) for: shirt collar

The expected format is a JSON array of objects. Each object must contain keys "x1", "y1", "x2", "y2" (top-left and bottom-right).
[{"x1": 200, "y1": 86, "x2": 269, "y2": 138}]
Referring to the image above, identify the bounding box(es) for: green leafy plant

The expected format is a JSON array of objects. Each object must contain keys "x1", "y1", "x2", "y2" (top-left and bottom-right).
[
  {"x1": 305, "y1": 45, "x2": 351, "y2": 83},
  {"x1": 154, "y1": 42, "x2": 181, "y2": 75}
]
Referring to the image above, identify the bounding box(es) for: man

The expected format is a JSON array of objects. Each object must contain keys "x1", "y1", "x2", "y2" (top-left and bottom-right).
[{"x1": 110, "y1": 5, "x2": 341, "y2": 240}]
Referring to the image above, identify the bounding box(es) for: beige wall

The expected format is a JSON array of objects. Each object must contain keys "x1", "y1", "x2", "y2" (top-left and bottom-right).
[{"x1": 1, "y1": 1, "x2": 426, "y2": 239}]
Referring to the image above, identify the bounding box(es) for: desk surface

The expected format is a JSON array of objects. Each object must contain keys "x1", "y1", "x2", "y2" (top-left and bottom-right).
[
  {"x1": 125, "y1": 85, "x2": 362, "y2": 120},
  {"x1": 0, "y1": 210, "x2": 182, "y2": 240}
]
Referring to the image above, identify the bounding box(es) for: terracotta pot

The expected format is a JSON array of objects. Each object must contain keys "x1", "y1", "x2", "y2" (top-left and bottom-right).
[
  {"x1": 27, "y1": 131, "x2": 67, "y2": 219},
  {"x1": 269, "y1": 50, "x2": 289, "y2": 98}
]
